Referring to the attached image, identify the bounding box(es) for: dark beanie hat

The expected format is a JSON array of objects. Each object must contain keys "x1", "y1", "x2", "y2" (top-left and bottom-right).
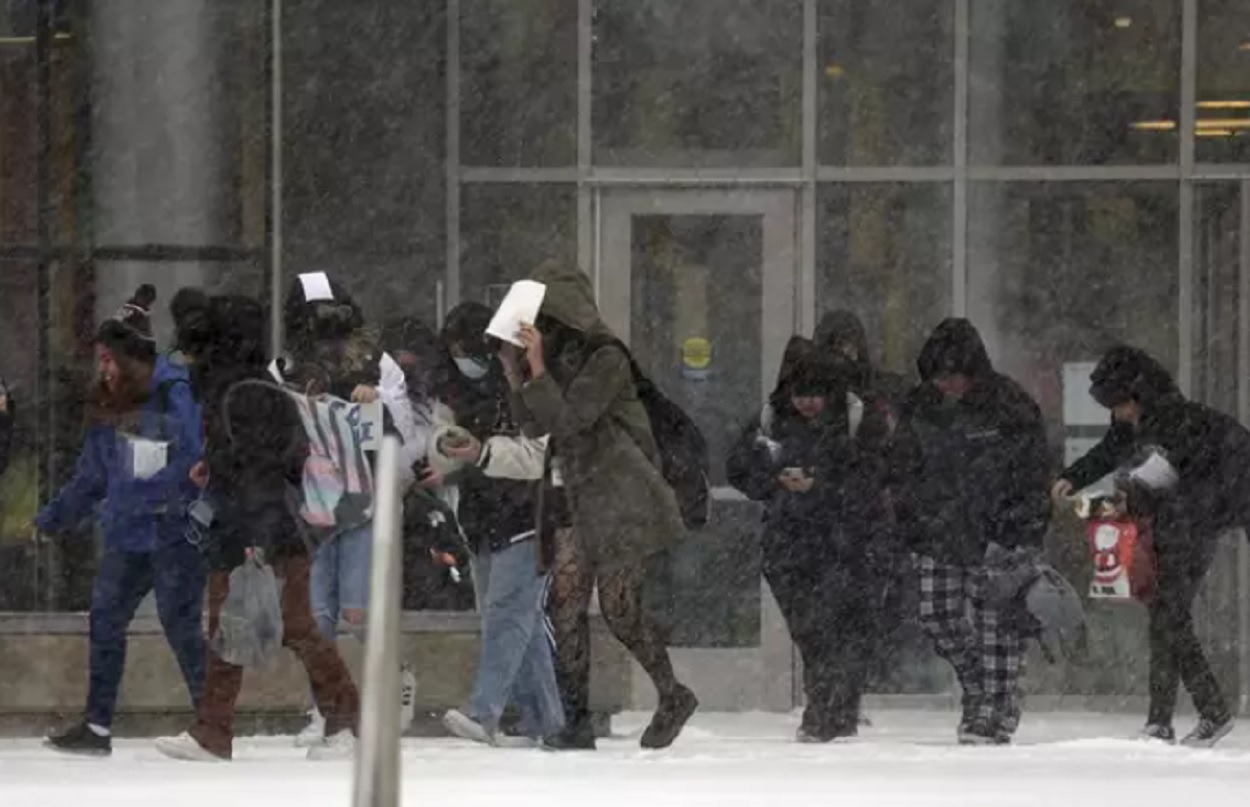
[
  {"x1": 789, "y1": 354, "x2": 850, "y2": 399},
  {"x1": 96, "y1": 284, "x2": 157, "y2": 362},
  {"x1": 1088, "y1": 346, "x2": 1179, "y2": 409},
  {"x1": 170, "y1": 286, "x2": 211, "y2": 356}
]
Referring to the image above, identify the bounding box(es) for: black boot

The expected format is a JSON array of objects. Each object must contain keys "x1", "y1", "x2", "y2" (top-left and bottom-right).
[
  {"x1": 641, "y1": 685, "x2": 698, "y2": 750},
  {"x1": 1181, "y1": 714, "x2": 1234, "y2": 749},
  {"x1": 542, "y1": 719, "x2": 597, "y2": 752},
  {"x1": 45, "y1": 721, "x2": 112, "y2": 757}
]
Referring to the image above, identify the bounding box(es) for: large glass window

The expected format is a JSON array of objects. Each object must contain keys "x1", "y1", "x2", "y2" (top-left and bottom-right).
[
  {"x1": 593, "y1": 0, "x2": 802, "y2": 167},
  {"x1": 816, "y1": 184, "x2": 952, "y2": 377},
  {"x1": 460, "y1": 184, "x2": 576, "y2": 307},
  {"x1": 460, "y1": 0, "x2": 577, "y2": 167},
  {"x1": 284, "y1": 0, "x2": 446, "y2": 327},
  {"x1": 817, "y1": 0, "x2": 953, "y2": 166},
  {"x1": 969, "y1": 0, "x2": 1180, "y2": 165},
  {"x1": 968, "y1": 182, "x2": 1179, "y2": 426},
  {"x1": 1197, "y1": 0, "x2": 1250, "y2": 163}
]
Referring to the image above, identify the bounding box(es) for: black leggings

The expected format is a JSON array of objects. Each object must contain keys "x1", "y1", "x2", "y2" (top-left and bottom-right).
[
  {"x1": 1147, "y1": 546, "x2": 1228, "y2": 725},
  {"x1": 546, "y1": 528, "x2": 678, "y2": 730}
]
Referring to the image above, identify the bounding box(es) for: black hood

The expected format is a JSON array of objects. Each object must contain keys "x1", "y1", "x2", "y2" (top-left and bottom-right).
[
  {"x1": 815, "y1": 311, "x2": 869, "y2": 362},
  {"x1": 1089, "y1": 346, "x2": 1179, "y2": 411},
  {"x1": 441, "y1": 302, "x2": 494, "y2": 359},
  {"x1": 769, "y1": 335, "x2": 814, "y2": 410},
  {"x1": 191, "y1": 294, "x2": 268, "y2": 402},
  {"x1": 917, "y1": 318, "x2": 993, "y2": 382}
]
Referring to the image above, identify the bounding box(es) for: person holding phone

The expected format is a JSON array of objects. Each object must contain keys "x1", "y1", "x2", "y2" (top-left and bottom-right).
[{"x1": 728, "y1": 350, "x2": 895, "y2": 742}]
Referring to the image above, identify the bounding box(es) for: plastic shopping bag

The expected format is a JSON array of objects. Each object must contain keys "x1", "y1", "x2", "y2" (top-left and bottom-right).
[{"x1": 211, "y1": 549, "x2": 283, "y2": 667}]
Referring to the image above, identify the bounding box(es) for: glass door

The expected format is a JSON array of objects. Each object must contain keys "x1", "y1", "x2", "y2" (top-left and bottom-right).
[
  {"x1": 1192, "y1": 181, "x2": 1250, "y2": 712},
  {"x1": 597, "y1": 188, "x2": 798, "y2": 711}
]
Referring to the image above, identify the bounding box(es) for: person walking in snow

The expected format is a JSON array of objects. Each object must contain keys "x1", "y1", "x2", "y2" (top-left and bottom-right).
[
  {"x1": 437, "y1": 302, "x2": 565, "y2": 747},
  {"x1": 154, "y1": 294, "x2": 360, "y2": 762},
  {"x1": 727, "y1": 350, "x2": 895, "y2": 742},
  {"x1": 1054, "y1": 346, "x2": 1242, "y2": 748},
  {"x1": 894, "y1": 319, "x2": 1051, "y2": 745},
  {"x1": 508, "y1": 260, "x2": 697, "y2": 751},
  {"x1": 40, "y1": 286, "x2": 206, "y2": 756}
]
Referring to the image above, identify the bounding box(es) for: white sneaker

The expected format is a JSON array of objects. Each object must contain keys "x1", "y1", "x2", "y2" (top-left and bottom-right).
[
  {"x1": 295, "y1": 709, "x2": 326, "y2": 748},
  {"x1": 307, "y1": 729, "x2": 356, "y2": 761},
  {"x1": 400, "y1": 665, "x2": 417, "y2": 733},
  {"x1": 154, "y1": 732, "x2": 224, "y2": 762},
  {"x1": 442, "y1": 709, "x2": 493, "y2": 745}
]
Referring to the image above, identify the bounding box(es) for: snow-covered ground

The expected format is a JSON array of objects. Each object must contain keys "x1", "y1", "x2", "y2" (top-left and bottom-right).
[{"x1": 1, "y1": 711, "x2": 1247, "y2": 806}]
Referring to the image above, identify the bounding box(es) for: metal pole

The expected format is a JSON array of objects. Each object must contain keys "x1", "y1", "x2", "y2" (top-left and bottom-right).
[
  {"x1": 268, "y1": 0, "x2": 284, "y2": 358},
  {"x1": 1239, "y1": 180, "x2": 1250, "y2": 714},
  {"x1": 353, "y1": 436, "x2": 403, "y2": 807},
  {"x1": 952, "y1": 0, "x2": 969, "y2": 318},
  {"x1": 445, "y1": 0, "x2": 461, "y2": 306},
  {"x1": 35, "y1": 0, "x2": 53, "y2": 609}
]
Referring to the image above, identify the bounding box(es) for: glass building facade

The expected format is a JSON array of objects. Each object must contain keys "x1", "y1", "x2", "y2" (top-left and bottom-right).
[{"x1": 1, "y1": 0, "x2": 1249, "y2": 710}]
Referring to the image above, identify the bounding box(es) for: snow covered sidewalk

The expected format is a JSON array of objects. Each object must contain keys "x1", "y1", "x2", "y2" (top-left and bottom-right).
[{"x1": 1, "y1": 711, "x2": 1247, "y2": 807}]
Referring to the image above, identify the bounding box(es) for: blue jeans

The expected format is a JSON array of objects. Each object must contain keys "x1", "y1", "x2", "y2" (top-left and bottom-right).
[
  {"x1": 311, "y1": 521, "x2": 373, "y2": 643},
  {"x1": 88, "y1": 542, "x2": 206, "y2": 728},
  {"x1": 468, "y1": 538, "x2": 564, "y2": 738}
]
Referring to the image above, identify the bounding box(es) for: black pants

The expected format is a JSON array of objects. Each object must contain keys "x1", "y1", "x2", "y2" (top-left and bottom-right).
[
  {"x1": 1147, "y1": 545, "x2": 1228, "y2": 726},
  {"x1": 766, "y1": 560, "x2": 876, "y2": 737}
]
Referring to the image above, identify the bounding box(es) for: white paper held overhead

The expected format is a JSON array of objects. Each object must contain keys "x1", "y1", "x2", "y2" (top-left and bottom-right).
[
  {"x1": 486, "y1": 280, "x2": 547, "y2": 347},
  {"x1": 298, "y1": 272, "x2": 335, "y2": 302}
]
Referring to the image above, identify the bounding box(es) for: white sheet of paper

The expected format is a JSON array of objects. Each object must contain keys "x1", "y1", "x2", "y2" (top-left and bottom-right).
[
  {"x1": 1129, "y1": 451, "x2": 1179, "y2": 491},
  {"x1": 298, "y1": 272, "x2": 334, "y2": 302},
  {"x1": 131, "y1": 437, "x2": 169, "y2": 480},
  {"x1": 486, "y1": 280, "x2": 547, "y2": 347}
]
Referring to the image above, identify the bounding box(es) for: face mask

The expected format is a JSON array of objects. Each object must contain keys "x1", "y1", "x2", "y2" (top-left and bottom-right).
[{"x1": 455, "y1": 356, "x2": 489, "y2": 380}]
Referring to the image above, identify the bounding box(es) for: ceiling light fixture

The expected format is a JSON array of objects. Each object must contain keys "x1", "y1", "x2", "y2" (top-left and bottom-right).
[
  {"x1": 1198, "y1": 100, "x2": 1250, "y2": 110},
  {"x1": 1114, "y1": 16, "x2": 1133, "y2": 28},
  {"x1": 1196, "y1": 129, "x2": 1235, "y2": 138},
  {"x1": 1130, "y1": 120, "x2": 1177, "y2": 131},
  {"x1": 1196, "y1": 118, "x2": 1250, "y2": 129},
  {"x1": 1240, "y1": 41, "x2": 1250, "y2": 52}
]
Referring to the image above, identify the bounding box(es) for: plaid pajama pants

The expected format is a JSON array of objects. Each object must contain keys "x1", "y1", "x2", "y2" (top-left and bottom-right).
[{"x1": 916, "y1": 555, "x2": 1024, "y2": 732}]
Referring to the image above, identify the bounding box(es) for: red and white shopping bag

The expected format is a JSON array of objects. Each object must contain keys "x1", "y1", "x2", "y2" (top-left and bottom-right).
[{"x1": 1087, "y1": 517, "x2": 1157, "y2": 602}]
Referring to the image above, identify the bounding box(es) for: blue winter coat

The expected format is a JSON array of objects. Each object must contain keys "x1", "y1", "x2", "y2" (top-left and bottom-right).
[{"x1": 36, "y1": 355, "x2": 203, "y2": 552}]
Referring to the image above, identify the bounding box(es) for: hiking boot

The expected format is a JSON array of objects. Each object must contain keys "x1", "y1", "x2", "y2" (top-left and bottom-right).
[
  {"x1": 295, "y1": 708, "x2": 326, "y2": 748},
  {"x1": 1139, "y1": 723, "x2": 1177, "y2": 744},
  {"x1": 155, "y1": 732, "x2": 227, "y2": 762},
  {"x1": 542, "y1": 722, "x2": 597, "y2": 752},
  {"x1": 45, "y1": 721, "x2": 112, "y2": 757},
  {"x1": 641, "y1": 685, "x2": 699, "y2": 750},
  {"x1": 307, "y1": 729, "x2": 356, "y2": 760},
  {"x1": 1181, "y1": 715, "x2": 1233, "y2": 749}
]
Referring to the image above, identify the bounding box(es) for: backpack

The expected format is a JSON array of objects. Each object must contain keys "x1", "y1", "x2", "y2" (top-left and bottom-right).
[
  {"x1": 586, "y1": 337, "x2": 711, "y2": 530},
  {"x1": 223, "y1": 379, "x2": 374, "y2": 546}
]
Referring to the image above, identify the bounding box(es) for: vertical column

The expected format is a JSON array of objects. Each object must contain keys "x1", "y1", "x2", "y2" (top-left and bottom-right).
[
  {"x1": 800, "y1": 0, "x2": 817, "y2": 340},
  {"x1": 89, "y1": 0, "x2": 235, "y2": 338},
  {"x1": 444, "y1": 0, "x2": 461, "y2": 307},
  {"x1": 1240, "y1": 181, "x2": 1250, "y2": 714},
  {"x1": 268, "y1": 0, "x2": 284, "y2": 355},
  {"x1": 1178, "y1": 0, "x2": 1198, "y2": 395},
  {"x1": 952, "y1": 0, "x2": 969, "y2": 319},
  {"x1": 577, "y1": 0, "x2": 593, "y2": 287}
]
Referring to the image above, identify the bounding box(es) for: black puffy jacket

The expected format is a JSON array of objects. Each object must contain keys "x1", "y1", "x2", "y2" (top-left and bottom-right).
[
  {"x1": 1062, "y1": 347, "x2": 1250, "y2": 552},
  {"x1": 895, "y1": 321, "x2": 1051, "y2": 565}
]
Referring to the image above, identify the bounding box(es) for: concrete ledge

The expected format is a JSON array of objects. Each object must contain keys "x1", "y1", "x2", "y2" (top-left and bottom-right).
[{"x1": 0, "y1": 611, "x2": 630, "y2": 737}]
